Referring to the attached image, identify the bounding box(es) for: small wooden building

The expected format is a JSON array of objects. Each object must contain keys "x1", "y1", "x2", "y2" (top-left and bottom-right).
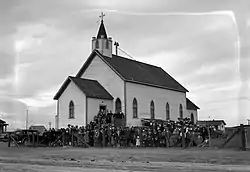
[
  {"x1": 197, "y1": 120, "x2": 226, "y2": 132},
  {"x1": 0, "y1": 119, "x2": 8, "y2": 133},
  {"x1": 29, "y1": 125, "x2": 46, "y2": 134}
]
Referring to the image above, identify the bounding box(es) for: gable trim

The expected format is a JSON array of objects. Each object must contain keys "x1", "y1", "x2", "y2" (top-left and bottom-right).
[
  {"x1": 76, "y1": 50, "x2": 97, "y2": 78},
  {"x1": 53, "y1": 77, "x2": 71, "y2": 100}
]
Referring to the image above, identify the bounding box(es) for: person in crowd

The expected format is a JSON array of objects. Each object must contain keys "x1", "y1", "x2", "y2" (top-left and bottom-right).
[{"x1": 136, "y1": 135, "x2": 140, "y2": 147}]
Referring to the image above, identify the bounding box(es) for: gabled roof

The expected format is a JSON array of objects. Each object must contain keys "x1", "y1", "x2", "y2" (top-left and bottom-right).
[
  {"x1": 54, "y1": 76, "x2": 113, "y2": 100},
  {"x1": 197, "y1": 120, "x2": 227, "y2": 126},
  {"x1": 76, "y1": 50, "x2": 188, "y2": 93},
  {"x1": 0, "y1": 119, "x2": 6, "y2": 124},
  {"x1": 97, "y1": 20, "x2": 108, "y2": 39},
  {"x1": 0, "y1": 119, "x2": 8, "y2": 126},
  {"x1": 186, "y1": 98, "x2": 200, "y2": 110}
]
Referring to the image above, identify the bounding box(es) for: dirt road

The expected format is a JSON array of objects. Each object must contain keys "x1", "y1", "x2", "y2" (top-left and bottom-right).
[
  {"x1": 1, "y1": 160, "x2": 250, "y2": 172},
  {"x1": 1, "y1": 143, "x2": 250, "y2": 171}
]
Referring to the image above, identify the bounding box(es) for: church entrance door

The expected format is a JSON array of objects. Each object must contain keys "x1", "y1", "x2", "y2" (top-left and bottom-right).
[{"x1": 99, "y1": 105, "x2": 107, "y2": 112}]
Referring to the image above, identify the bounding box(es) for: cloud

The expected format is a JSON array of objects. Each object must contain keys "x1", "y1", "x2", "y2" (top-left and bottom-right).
[
  {"x1": 0, "y1": 52, "x2": 15, "y2": 78},
  {"x1": 194, "y1": 60, "x2": 236, "y2": 76},
  {"x1": 210, "y1": 82, "x2": 241, "y2": 92},
  {"x1": 0, "y1": 95, "x2": 56, "y2": 130},
  {"x1": 17, "y1": 87, "x2": 57, "y2": 109},
  {"x1": 0, "y1": 36, "x2": 15, "y2": 80},
  {"x1": 84, "y1": 0, "x2": 240, "y2": 13},
  {"x1": 0, "y1": 97, "x2": 28, "y2": 129}
]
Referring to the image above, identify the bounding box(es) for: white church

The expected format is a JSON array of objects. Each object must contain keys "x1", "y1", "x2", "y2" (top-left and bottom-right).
[{"x1": 53, "y1": 16, "x2": 199, "y2": 129}]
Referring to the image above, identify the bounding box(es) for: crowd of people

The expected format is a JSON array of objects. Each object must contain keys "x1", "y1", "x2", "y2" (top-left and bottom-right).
[{"x1": 39, "y1": 110, "x2": 216, "y2": 148}]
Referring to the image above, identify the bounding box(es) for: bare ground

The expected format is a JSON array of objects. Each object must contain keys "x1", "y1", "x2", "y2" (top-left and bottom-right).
[{"x1": 0, "y1": 142, "x2": 250, "y2": 171}]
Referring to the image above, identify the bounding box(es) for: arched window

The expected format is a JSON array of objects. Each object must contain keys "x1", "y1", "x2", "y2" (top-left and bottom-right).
[
  {"x1": 191, "y1": 113, "x2": 194, "y2": 124},
  {"x1": 95, "y1": 40, "x2": 99, "y2": 49},
  {"x1": 115, "y1": 98, "x2": 122, "y2": 113},
  {"x1": 132, "y1": 98, "x2": 138, "y2": 118},
  {"x1": 150, "y1": 100, "x2": 155, "y2": 119},
  {"x1": 69, "y1": 101, "x2": 75, "y2": 119},
  {"x1": 106, "y1": 40, "x2": 109, "y2": 49},
  {"x1": 179, "y1": 104, "x2": 183, "y2": 119},
  {"x1": 166, "y1": 102, "x2": 170, "y2": 120}
]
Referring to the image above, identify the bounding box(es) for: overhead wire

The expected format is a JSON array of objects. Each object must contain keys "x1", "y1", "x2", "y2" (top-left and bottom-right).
[{"x1": 117, "y1": 47, "x2": 136, "y2": 60}]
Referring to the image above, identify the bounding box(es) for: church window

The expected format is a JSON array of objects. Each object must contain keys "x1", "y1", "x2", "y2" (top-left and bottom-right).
[
  {"x1": 191, "y1": 113, "x2": 194, "y2": 124},
  {"x1": 115, "y1": 98, "x2": 122, "y2": 113},
  {"x1": 106, "y1": 40, "x2": 109, "y2": 49},
  {"x1": 69, "y1": 101, "x2": 75, "y2": 119},
  {"x1": 179, "y1": 104, "x2": 183, "y2": 119},
  {"x1": 95, "y1": 40, "x2": 99, "y2": 49},
  {"x1": 132, "y1": 98, "x2": 138, "y2": 118},
  {"x1": 166, "y1": 102, "x2": 170, "y2": 120},
  {"x1": 150, "y1": 100, "x2": 155, "y2": 119}
]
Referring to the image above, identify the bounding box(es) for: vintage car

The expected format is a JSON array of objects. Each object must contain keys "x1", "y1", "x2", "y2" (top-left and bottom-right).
[{"x1": 11, "y1": 129, "x2": 39, "y2": 146}]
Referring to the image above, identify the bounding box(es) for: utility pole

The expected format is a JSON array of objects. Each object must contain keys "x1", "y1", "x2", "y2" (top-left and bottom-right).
[
  {"x1": 26, "y1": 110, "x2": 29, "y2": 129},
  {"x1": 55, "y1": 114, "x2": 59, "y2": 130},
  {"x1": 207, "y1": 116, "x2": 211, "y2": 147},
  {"x1": 48, "y1": 122, "x2": 52, "y2": 130}
]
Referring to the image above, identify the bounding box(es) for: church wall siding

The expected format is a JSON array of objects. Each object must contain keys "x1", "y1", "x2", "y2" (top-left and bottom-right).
[
  {"x1": 58, "y1": 81, "x2": 86, "y2": 128},
  {"x1": 126, "y1": 82, "x2": 187, "y2": 126},
  {"x1": 80, "y1": 55, "x2": 124, "y2": 113},
  {"x1": 87, "y1": 98, "x2": 113, "y2": 123},
  {"x1": 187, "y1": 109, "x2": 198, "y2": 124}
]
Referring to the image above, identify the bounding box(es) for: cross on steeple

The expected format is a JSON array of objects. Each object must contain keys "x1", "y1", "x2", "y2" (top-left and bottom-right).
[
  {"x1": 96, "y1": 12, "x2": 107, "y2": 39},
  {"x1": 99, "y1": 12, "x2": 105, "y2": 22}
]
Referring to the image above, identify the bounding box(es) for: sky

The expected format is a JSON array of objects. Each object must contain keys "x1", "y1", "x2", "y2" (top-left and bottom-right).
[{"x1": 0, "y1": 0, "x2": 249, "y2": 130}]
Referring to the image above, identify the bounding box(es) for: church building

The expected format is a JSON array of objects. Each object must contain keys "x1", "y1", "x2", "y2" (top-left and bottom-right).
[{"x1": 53, "y1": 16, "x2": 199, "y2": 129}]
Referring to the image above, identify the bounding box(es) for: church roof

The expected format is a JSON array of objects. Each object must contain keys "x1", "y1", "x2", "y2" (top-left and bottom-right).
[
  {"x1": 97, "y1": 20, "x2": 108, "y2": 39},
  {"x1": 76, "y1": 50, "x2": 188, "y2": 93},
  {"x1": 54, "y1": 76, "x2": 113, "y2": 100},
  {"x1": 104, "y1": 54, "x2": 188, "y2": 93},
  {"x1": 186, "y1": 98, "x2": 200, "y2": 110}
]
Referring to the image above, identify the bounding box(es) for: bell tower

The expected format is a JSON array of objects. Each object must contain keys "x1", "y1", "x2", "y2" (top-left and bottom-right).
[{"x1": 92, "y1": 12, "x2": 112, "y2": 58}]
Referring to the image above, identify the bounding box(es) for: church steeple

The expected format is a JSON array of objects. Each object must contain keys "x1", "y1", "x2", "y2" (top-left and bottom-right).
[
  {"x1": 97, "y1": 20, "x2": 108, "y2": 39},
  {"x1": 92, "y1": 12, "x2": 112, "y2": 58}
]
